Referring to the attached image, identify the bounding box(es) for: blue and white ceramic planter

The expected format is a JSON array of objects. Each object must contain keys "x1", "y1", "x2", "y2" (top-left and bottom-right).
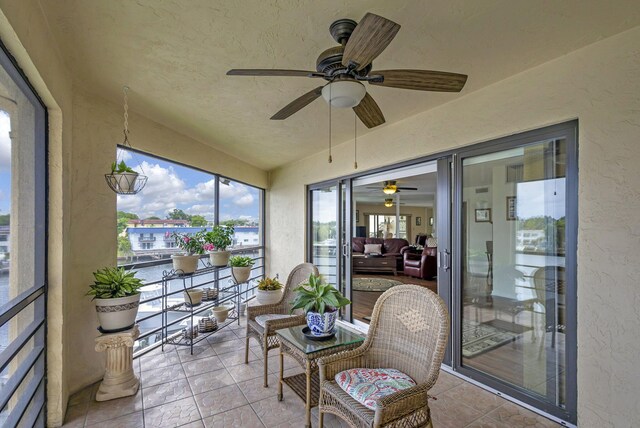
[{"x1": 306, "y1": 309, "x2": 338, "y2": 335}]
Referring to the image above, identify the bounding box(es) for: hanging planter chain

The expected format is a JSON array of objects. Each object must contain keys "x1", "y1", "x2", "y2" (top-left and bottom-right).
[{"x1": 105, "y1": 86, "x2": 148, "y2": 195}]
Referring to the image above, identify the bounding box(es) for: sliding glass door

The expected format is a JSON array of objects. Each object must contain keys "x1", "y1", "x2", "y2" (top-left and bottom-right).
[
  {"x1": 308, "y1": 180, "x2": 352, "y2": 321},
  {"x1": 453, "y1": 123, "x2": 577, "y2": 424}
]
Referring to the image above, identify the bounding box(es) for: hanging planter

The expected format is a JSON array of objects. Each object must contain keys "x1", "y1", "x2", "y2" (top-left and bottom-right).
[{"x1": 105, "y1": 86, "x2": 148, "y2": 195}]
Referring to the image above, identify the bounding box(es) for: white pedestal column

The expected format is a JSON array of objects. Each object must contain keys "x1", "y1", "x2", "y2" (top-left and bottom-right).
[{"x1": 94, "y1": 325, "x2": 140, "y2": 401}]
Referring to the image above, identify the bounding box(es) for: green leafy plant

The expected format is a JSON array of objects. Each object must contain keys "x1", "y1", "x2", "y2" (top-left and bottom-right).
[
  {"x1": 291, "y1": 274, "x2": 351, "y2": 315},
  {"x1": 257, "y1": 276, "x2": 283, "y2": 291},
  {"x1": 228, "y1": 255, "x2": 254, "y2": 267},
  {"x1": 202, "y1": 225, "x2": 234, "y2": 251},
  {"x1": 87, "y1": 267, "x2": 143, "y2": 300},
  {"x1": 172, "y1": 231, "x2": 205, "y2": 255},
  {"x1": 111, "y1": 160, "x2": 137, "y2": 174}
]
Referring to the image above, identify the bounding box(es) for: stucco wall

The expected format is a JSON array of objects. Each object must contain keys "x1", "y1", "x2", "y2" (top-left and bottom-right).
[
  {"x1": 267, "y1": 26, "x2": 640, "y2": 426},
  {"x1": 67, "y1": 90, "x2": 267, "y2": 397}
]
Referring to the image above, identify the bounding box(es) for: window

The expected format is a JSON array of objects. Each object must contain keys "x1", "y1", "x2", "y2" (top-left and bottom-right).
[
  {"x1": 0, "y1": 43, "x2": 47, "y2": 427},
  {"x1": 116, "y1": 149, "x2": 265, "y2": 355}
]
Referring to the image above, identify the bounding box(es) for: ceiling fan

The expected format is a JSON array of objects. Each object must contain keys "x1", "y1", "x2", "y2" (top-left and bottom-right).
[
  {"x1": 227, "y1": 12, "x2": 468, "y2": 129},
  {"x1": 367, "y1": 180, "x2": 418, "y2": 194},
  {"x1": 384, "y1": 198, "x2": 406, "y2": 208}
]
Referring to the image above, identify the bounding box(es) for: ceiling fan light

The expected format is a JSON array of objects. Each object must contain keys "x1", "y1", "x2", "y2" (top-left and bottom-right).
[
  {"x1": 383, "y1": 184, "x2": 397, "y2": 194},
  {"x1": 322, "y1": 80, "x2": 366, "y2": 108},
  {"x1": 384, "y1": 198, "x2": 394, "y2": 208}
]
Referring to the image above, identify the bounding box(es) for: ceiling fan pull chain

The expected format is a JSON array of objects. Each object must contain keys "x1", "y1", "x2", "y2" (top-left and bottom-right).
[
  {"x1": 354, "y1": 112, "x2": 358, "y2": 169},
  {"x1": 328, "y1": 83, "x2": 332, "y2": 163}
]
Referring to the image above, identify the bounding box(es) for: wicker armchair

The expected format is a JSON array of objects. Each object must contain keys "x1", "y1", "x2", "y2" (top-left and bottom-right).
[
  {"x1": 245, "y1": 262, "x2": 319, "y2": 387},
  {"x1": 318, "y1": 284, "x2": 449, "y2": 428}
]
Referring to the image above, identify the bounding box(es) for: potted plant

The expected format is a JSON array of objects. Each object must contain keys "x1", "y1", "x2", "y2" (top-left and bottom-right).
[
  {"x1": 171, "y1": 231, "x2": 204, "y2": 274},
  {"x1": 228, "y1": 255, "x2": 254, "y2": 283},
  {"x1": 291, "y1": 274, "x2": 351, "y2": 335},
  {"x1": 203, "y1": 225, "x2": 234, "y2": 266},
  {"x1": 87, "y1": 266, "x2": 144, "y2": 332},
  {"x1": 256, "y1": 276, "x2": 283, "y2": 305},
  {"x1": 110, "y1": 160, "x2": 139, "y2": 193}
]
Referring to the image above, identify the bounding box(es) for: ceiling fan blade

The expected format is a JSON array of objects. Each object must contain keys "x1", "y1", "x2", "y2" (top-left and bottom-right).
[
  {"x1": 342, "y1": 13, "x2": 401, "y2": 71},
  {"x1": 271, "y1": 86, "x2": 324, "y2": 120},
  {"x1": 227, "y1": 69, "x2": 322, "y2": 77},
  {"x1": 397, "y1": 187, "x2": 418, "y2": 190},
  {"x1": 369, "y1": 69, "x2": 467, "y2": 92},
  {"x1": 353, "y1": 93, "x2": 385, "y2": 128}
]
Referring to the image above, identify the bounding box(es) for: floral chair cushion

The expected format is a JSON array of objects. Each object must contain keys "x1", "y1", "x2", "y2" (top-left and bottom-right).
[
  {"x1": 335, "y1": 368, "x2": 417, "y2": 410},
  {"x1": 255, "y1": 314, "x2": 293, "y2": 328}
]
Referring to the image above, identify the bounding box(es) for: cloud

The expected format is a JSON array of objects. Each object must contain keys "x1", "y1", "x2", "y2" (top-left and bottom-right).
[
  {"x1": 117, "y1": 156, "x2": 259, "y2": 220},
  {"x1": 116, "y1": 148, "x2": 132, "y2": 163},
  {"x1": 219, "y1": 182, "x2": 256, "y2": 207},
  {"x1": 0, "y1": 112, "x2": 11, "y2": 172}
]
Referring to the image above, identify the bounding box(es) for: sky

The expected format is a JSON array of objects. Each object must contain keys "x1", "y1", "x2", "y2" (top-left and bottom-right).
[{"x1": 117, "y1": 149, "x2": 260, "y2": 222}]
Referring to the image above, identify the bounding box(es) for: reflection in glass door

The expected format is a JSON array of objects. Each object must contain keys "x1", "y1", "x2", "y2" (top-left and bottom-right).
[
  {"x1": 456, "y1": 129, "x2": 576, "y2": 423},
  {"x1": 309, "y1": 185, "x2": 338, "y2": 286}
]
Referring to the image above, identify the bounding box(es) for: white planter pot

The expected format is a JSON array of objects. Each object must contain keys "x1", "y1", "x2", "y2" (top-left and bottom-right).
[
  {"x1": 209, "y1": 250, "x2": 230, "y2": 267},
  {"x1": 231, "y1": 266, "x2": 251, "y2": 283},
  {"x1": 112, "y1": 172, "x2": 139, "y2": 193},
  {"x1": 183, "y1": 289, "x2": 203, "y2": 306},
  {"x1": 172, "y1": 254, "x2": 200, "y2": 274},
  {"x1": 94, "y1": 294, "x2": 141, "y2": 333},
  {"x1": 211, "y1": 305, "x2": 230, "y2": 323},
  {"x1": 256, "y1": 289, "x2": 282, "y2": 305}
]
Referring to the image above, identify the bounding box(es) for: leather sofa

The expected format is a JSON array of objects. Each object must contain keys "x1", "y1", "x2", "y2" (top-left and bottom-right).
[
  {"x1": 403, "y1": 246, "x2": 437, "y2": 280},
  {"x1": 351, "y1": 237, "x2": 410, "y2": 272}
]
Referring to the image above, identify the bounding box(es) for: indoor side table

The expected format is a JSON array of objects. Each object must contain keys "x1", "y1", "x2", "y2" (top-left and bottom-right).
[{"x1": 276, "y1": 323, "x2": 365, "y2": 428}]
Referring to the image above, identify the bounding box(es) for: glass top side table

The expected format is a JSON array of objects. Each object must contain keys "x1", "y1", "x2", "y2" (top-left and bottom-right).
[{"x1": 276, "y1": 323, "x2": 365, "y2": 428}]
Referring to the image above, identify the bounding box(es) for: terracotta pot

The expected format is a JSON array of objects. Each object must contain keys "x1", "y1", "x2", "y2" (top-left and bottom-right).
[
  {"x1": 171, "y1": 254, "x2": 200, "y2": 274},
  {"x1": 231, "y1": 266, "x2": 251, "y2": 283},
  {"x1": 209, "y1": 250, "x2": 230, "y2": 267},
  {"x1": 256, "y1": 289, "x2": 282, "y2": 305},
  {"x1": 94, "y1": 293, "x2": 140, "y2": 332}
]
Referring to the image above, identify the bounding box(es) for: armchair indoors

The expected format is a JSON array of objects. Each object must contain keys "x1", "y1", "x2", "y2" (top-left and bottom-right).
[
  {"x1": 403, "y1": 247, "x2": 437, "y2": 280},
  {"x1": 245, "y1": 262, "x2": 319, "y2": 387},
  {"x1": 318, "y1": 284, "x2": 449, "y2": 428}
]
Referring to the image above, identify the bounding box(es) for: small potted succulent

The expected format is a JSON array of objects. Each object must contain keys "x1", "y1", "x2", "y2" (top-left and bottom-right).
[
  {"x1": 110, "y1": 160, "x2": 139, "y2": 193},
  {"x1": 291, "y1": 274, "x2": 351, "y2": 335},
  {"x1": 171, "y1": 231, "x2": 204, "y2": 274},
  {"x1": 228, "y1": 255, "x2": 254, "y2": 283},
  {"x1": 87, "y1": 266, "x2": 144, "y2": 332},
  {"x1": 203, "y1": 225, "x2": 234, "y2": 266},
  {"x1": 256, "y1": 276, "x2": 283, "y2": 305}
]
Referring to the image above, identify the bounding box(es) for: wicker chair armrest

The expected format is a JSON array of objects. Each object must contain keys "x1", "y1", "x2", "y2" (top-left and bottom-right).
[
  {"x1": 246, "y1": 301, "x2": 287, "y2": 321},
  {"x1": 264, "y1": 315, "x2": 306, "y2": 335},
  {"x1": 318, "y1": 347, "x2": 368, "y2": 381},
  {"x1": 375, "y1": 383, "x2": 430, "y2": 426}
]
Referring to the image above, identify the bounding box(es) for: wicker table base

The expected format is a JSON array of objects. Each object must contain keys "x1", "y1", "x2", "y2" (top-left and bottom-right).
[{"x1": 277, "y1": 326, "x2": 364, "y2": 428}]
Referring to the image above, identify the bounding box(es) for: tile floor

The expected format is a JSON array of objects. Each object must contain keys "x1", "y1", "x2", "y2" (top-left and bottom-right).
[{"x1": 63, "y1": 317, "x2": 561, "y2": 427}]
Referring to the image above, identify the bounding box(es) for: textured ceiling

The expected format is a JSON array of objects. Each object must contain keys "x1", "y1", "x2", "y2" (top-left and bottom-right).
[{"x1": 39, "y1": 0, "x2": 640, "y2": 170}]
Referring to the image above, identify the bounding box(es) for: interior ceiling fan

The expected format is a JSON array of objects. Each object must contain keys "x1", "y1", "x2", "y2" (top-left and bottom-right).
[
  {"x1": 227, "y1": 12, "x2": 468, "y2": 129},
  {"x1": 367, "y1": 180, "x2": 418, "y2": 194}
]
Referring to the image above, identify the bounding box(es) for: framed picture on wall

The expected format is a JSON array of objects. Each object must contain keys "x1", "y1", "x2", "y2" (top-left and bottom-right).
[
  {"x1": 416, "y1": 217, "x2": 422, "y2": 226},
  {"x1": 356, "y1": 210, "x2": 359, "y2": 223},
  {"x1": 506, "y1": 196, "x2": 517, "y2": 221},
  {"x1": 475, "y1": 208, "x2": 492, "y2": 223}
]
